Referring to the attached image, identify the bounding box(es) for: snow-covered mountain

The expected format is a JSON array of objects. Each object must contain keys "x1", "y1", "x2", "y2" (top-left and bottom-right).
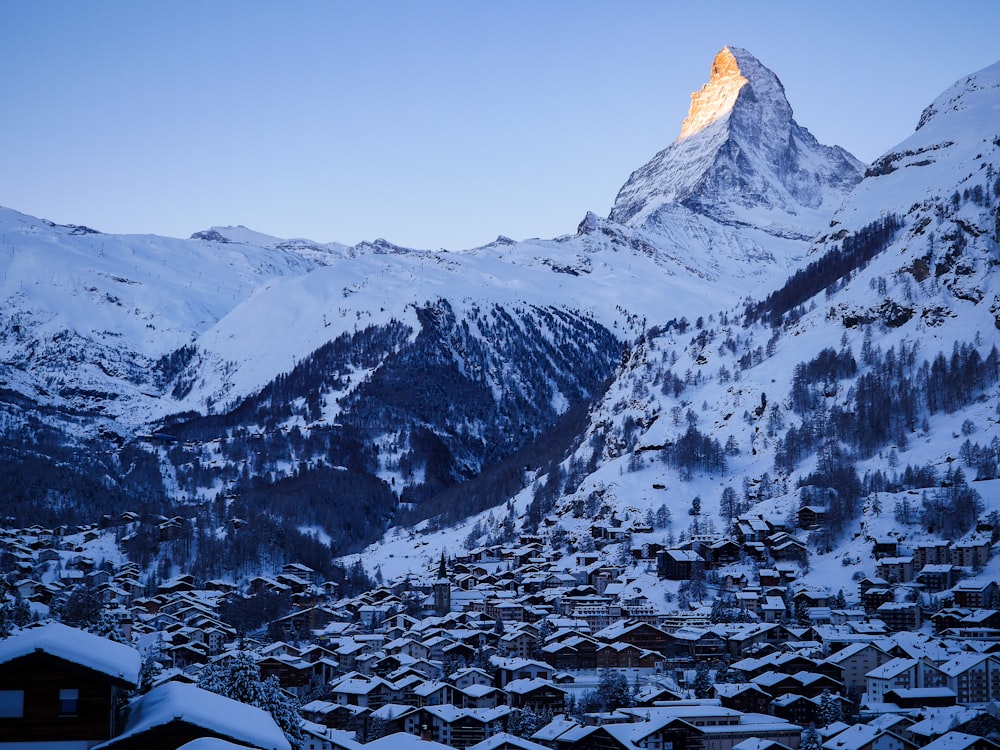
[
  {"x1": 610, "y1": 46, "x2": 864, "y2": 242},
  {"x1": 463, "y1": 54, "x2": 1000, "y2": 598},
  {"x1": 9, "y1": 46, "x2": 993, "y2": 578}
]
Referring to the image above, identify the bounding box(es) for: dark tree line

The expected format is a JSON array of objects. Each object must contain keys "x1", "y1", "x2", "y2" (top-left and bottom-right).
[
  {"x1": 777, "y1": 340, "x2": 1000, "y2": 475},
  {"x1": 0, "y1": 405, "x2": 168, "y2": 527},
  {"x1": 779, "y1": 338, "x2": 997, "y2": 543},
  {"x1": 662, "y1": 425, "x2": 726, "y2": 480},
  {"x1": 745, "y1": 214, "x2": 903, "y2": 326}
]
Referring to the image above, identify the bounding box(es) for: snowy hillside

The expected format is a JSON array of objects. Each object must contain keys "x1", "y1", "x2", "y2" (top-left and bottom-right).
[{"x1": 460, "y1": 55, "x2": 1000, "y2": 603}]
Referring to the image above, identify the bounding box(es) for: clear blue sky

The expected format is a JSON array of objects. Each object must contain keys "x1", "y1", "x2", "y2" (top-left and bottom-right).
[{"x1": 2, "y1": 1, "x2": 997, "y2": 250}]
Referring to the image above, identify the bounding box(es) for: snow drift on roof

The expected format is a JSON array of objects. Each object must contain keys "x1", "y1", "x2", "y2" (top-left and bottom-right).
[{"x1": 0, "y1": 622, "x2": 140, "y2": 686}]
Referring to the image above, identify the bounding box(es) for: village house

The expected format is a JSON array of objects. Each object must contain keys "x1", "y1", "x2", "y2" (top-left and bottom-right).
[{"x1": 0, "y1": 622, "x2": 141, "y2": 748}]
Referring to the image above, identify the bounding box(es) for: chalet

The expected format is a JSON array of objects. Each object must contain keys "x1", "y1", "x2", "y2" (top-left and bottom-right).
[
  {"x1": 714, "y1": 682, "x2": 772, "y2": 714},
  {"x1": 329, "y1": 675, "x2": 394, "y2": 709},
  {"x1": 821, "y1": 723, "x2": 917, "y2": 750},
  {"x1": 931, "y1": 608, "x2": 973, "y2": 634},
  {"x1": 736, "y1": 516, "x2": 774, "y2": 544},
  {"x1": 595, "y1": 642, "x2": 663, "y2": 669},
  {"x1": 282, "y1": 562, "x2": 317, "y2": 584},
  {"x1": 871, "y1": 537, "x2": 899, "y2": 559},
  {"x1": 417, "y1": 705, "x2": 510, "y2": 748},
  {"x1": 594, "y1": 620, "x2": 672, "y2": 653},
  {"x1": 824, "y1": 643, "x2": 891, "y2": 693},
  {"x1": 505, "y1": 678, "x2": 568, "y2": 712},
  {"x1": 936, "y1": 653, "x2": 1000, "y2": 704},
  {"x1": 861, "y1": 587, "x2": 894, "y2": 615},
  {"x1": 257, "y1": 653, "x2": 332, "y2": 698},
  {"x1": 919, "y1": 732, "x2": 1000, "y2": 750},
  {"x1": 413, "y1": 680, "x2": 454, "y2": 707},
  {"x1": 913, "y1": 541, "x2": 952, "y2": 569},
  {"x1": 468, "y1": 732, "x2": 552, "y2": 750},
  {"x1": 883, "y1": 687, "x2": 957, "y2": 708},
  {"x1": 866, "y1": 658, "x2": 923, "y2": 703},
  {"x1": 798, "y1": 505, "x2": 827, "y2": 530},
  {"x1": 157, "y1": 574, "x2": 196, "y2": 595},
  {"x1": 659, "y1": 549, "x2": 704, "y2": 580},
  {"x1": 767, "y1": 533, "x2": 808, "y2": 563},
  {"x1": 876, "y1": 602, "x2": 922, "y2": 632},
  {"x1": 760, "y1": 596, "x2": 787, "y2": 623},
  {"x1": 0, "y1": 623, "x2": 141, "y2": 748},
  {"x1": 455, "y1": 684, "x2": 507, "y2": 710},
  {"x1": 494, "y1": 658, "x2": 553, "y2": 689},
  {"x1": 671, "y1": 626, "x2": 727, "y2": 660},
  {"x1": 91, "y1": 681, "x2": 290, "y2": 750},
  {"x1": 769, "y1": 692, "x2": 818, "y2": 727},
  {"x1": 156, "y1": 516, "x2": 188, "y2": 542},
  {"x1": 759, "y1": 570, "x2": 782, "y2": 588}
]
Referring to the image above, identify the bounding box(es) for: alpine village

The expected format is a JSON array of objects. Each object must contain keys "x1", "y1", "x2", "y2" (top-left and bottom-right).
[{"x1": 4, "y1": 44, "x2": 1000, "y2": 750}]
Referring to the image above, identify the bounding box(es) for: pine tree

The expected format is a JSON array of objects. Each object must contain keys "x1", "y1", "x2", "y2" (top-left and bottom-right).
[
  {"x1": 0, "y1": 601, "x2": 13, "y2": 639},
  {"x1": 197, "y1": 651, "x2": 302, "y2": 744},
  {"x1": 89, "y1": 610, "x2": 125, "y2": 643},
  {"x1": 693, "y1": 662, "x2": 713, "y2": 699},
  {"x1": 818, "y1": 689, "x2": 843, "y2": 726},
  {"x1": 366, "y1": 715, "x2": 386, "y2": 742},
  {"x1": 597, "y1": 669, "x2": 633, "y2": 711},
  {"x1": 802, "y1": 726, "x2": 823, "y2": 750},
  {"x1": 138, "y1": 640, "x2": 164, "y2": 694}
]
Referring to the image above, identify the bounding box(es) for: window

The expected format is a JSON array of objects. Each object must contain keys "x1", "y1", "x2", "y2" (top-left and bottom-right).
[
  {"x1": 0, "y1": 690, "x2": 24, "y2": 718},
  {"x1": 59, "y1": 688, "x2": 79, "y2": 716}
]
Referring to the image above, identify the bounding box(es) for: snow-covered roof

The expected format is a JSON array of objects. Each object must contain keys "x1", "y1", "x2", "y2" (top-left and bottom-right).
[
  {"x1": 94, "y1": 681, "x2": 290, "y2": 750},
  {"x1": 0, "y1": 622, "x2": 140, "y2": 686},
  {"x1": 363, "y1": 732, "x2": 452, "y2": 749},
  {"x1": 177, "y1": 740, "x2": 262, "y2": 750},
  {"x1": 866, "y1": 657, "x2": 917, "y2": 680},
  {"x1": 921, "y1": 731, "x2": 988, "y2": 750},
  {"x1": 468, "y1": 731, "x2": 551, "y2": 750}
]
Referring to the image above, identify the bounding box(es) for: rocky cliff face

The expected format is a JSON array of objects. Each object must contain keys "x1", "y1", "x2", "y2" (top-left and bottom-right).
[{"x1": 610, "y1": 46, "x2": 865, "y2": 240}]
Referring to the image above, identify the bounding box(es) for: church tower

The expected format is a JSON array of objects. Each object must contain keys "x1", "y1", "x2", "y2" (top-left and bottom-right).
[{"x1": 433, "y1": 550, "x2": 451, "y2": 616}]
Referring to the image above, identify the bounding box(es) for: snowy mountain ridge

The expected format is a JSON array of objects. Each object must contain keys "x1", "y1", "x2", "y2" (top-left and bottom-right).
[{"x1": 610, "y1": 47, "x2": 865, "y2": 242}]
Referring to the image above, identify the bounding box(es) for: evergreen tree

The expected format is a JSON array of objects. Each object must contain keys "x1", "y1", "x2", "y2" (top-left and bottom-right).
[
  {"x1": 795, "y1": 598, "x2": 812, "y2": 626},
  {"x1": 365, "y1": 715, "x2": 386, "y2": 742},
  {"x1": 802, "y1": 727, "x2": 823, "y2": 750},
  {"x1": 89, "y1": 609, "x2": 125, "y2": 643},
  {"x1": 693, "y1": 662, "x2": 713, "y2": 699},
  {"x1": 58, "y1": 586, "x2": 103, "y2": 627},
  {"x1": 818, "y1": 689, "x2": 843, "y2": 726},
  {"x1": 138, "y1": 640, "x2": 165, "y2": 694},
  {"x1": 197, "y1": 651, "x2": 302, "y2": 744},
  {"x1": 0, "y1": 601, "x2": 13, "y2": 639},
  {"x1": 597, "y1": 669, "x2": 633, "y2": 711}
]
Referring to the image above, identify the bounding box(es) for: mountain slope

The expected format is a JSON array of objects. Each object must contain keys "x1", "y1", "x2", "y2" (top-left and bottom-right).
[{"x1": 475, "y1": 55, "x2": 1000, "y2": 603}]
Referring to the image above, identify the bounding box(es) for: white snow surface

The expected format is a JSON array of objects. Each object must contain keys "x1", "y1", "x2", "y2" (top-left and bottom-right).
[
  {"x1": 177, "y1": 739, "x2": 259, "y2": 750},
  {"x1": 0, "y1": 622, "x2": 140, "y2": 685},
  {"x1": 99, "y1": 682, "x2": 290, "y2": 750}
]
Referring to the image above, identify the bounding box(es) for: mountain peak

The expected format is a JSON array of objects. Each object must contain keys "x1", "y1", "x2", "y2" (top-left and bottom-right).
[
  {"x1": 609, "y1": 46, "x2": 863, "y2": 240},
  {"x1": 677, "y1": 46, "x2": 788, "y2": 142}
]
